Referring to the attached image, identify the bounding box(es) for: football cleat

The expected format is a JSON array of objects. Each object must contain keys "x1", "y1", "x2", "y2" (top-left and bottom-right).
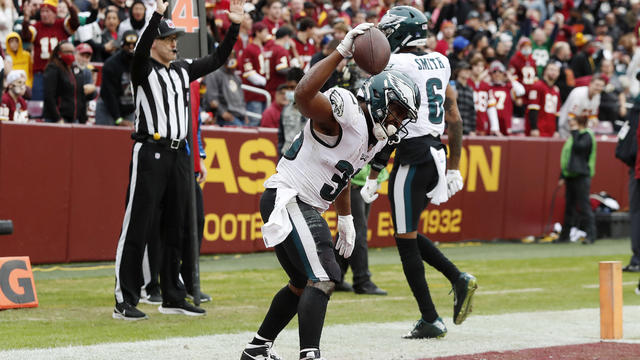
[
  {"x1": 240, "y1": 342, "x2": 282, "y2": 360},
  {"x1": 299, "y1": 348, "x2": 325, "y2": 359},
  {"x1": 452, "y1": 272, "x2": 477, "y2": 325},
  {"x1": 402, "y1": 317, "x2": 447, "y2": 339}
]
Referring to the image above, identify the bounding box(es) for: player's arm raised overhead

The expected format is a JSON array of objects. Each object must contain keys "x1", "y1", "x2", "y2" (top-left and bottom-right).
[
  {"x1": 295, "y1": 22, "x2": 373, "y2": 134},
  {"x1": 293, "y1": 51, "x2": 341, "y2": 134}
]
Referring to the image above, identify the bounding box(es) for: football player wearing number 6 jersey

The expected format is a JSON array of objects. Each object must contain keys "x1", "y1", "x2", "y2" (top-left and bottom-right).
[
  {"x1": 240, "y1": 23, "x2": 420, "y2": 360},
  {"x1": 375, "y1": 6, "x2": 478, "y2": 339}
]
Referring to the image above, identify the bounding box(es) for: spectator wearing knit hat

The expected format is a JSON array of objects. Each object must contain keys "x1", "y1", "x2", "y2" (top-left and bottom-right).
[
  {"x1": 1, "y1": 70, "x2": 28, "y2": 122},
  {"x1": 435, "y1": 20, "x2": 455, "y2": 56},
  {"x1": 570, "y1": 34, "x2": 599, "y2": 78},
  {"x1": 21, "y1": 0, "x2": 80, "y2": 101},
  {"x1": 508, "y1": 37, "x2": 537, "y2": 90}
]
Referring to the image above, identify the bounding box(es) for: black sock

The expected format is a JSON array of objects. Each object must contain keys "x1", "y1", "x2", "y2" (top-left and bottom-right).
[
  {"x1": 254, "y1": 285, "x2": 300, "y2": 342},
  {"x1": 396, "y1": 236, "x2": 438, "y2": 322},
  {"x1": 416, "y1": 233, "x2": 461, "y2": 284},
  {"x1": 298, "y1": 286, "x2": 329, "y2": 350}
]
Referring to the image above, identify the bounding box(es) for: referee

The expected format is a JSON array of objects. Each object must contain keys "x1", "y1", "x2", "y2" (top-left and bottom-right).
[{"x1": 113, "y1": 0, "x2": 243, "y2": 320}]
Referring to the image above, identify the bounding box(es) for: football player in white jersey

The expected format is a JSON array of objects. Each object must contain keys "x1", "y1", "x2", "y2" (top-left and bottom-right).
[
  {"x1": 241, "y1": 23, "x2": 421, "y2": 360},
  {"x1": 363, "y1": 6, "x2": 478, "y2": 339}
]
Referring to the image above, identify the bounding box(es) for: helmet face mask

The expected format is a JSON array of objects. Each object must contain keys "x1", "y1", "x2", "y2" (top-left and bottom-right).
[
  {"x1": 378, "y1": 6, "x2": 429, "y2": 53},
  {"x1": 357, "y1": 70, "x2": 420, "y2": 144}
]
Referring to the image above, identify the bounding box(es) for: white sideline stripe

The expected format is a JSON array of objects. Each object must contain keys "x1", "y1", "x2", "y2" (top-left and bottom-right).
[
  {"x1": 478, "y1": 288, "x2": 544, "y2": 295},
  {"x1": 331, "y1": 296, "x2": 409, "y2": 304},
  {"x1": 4, "y1": 306, "x2": 640, "y2": 360},
  {"x1": 582, "y1": 281, "x2": 637, "y2": 289}
]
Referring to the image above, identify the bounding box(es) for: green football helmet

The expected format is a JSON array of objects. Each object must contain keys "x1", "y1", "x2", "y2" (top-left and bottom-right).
[
  {"x1": 378, "y1": 6, "x2": 429, "y2": 53},
  {"x1": 357, "y1": 70, "x2": 420, "y2": 142}
]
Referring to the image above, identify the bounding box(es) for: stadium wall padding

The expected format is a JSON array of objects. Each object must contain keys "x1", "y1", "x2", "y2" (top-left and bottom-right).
[{"x1": 0, "y1": 122, "x2": 629, "y2": 264}]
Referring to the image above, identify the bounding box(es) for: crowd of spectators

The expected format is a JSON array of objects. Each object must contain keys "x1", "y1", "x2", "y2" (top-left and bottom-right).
[{"x1": 0, "y1": 0, "x2": 638, "y2": 138}]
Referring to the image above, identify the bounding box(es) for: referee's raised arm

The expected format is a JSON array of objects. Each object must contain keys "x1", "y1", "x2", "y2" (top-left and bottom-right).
[
  {"x1": 186, "y1": 0, "x2": 244, "y2": 81},
  {"x1": 131, "y1": 1, "x2": 167, "y2": 86}
]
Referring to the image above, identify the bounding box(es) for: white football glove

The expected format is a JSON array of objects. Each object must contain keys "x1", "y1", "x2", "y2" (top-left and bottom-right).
[
  {"x1": 336, "y1": 22, "x2": 374, "y2": 58},
  {"x1": 446, "y1": 170, "x2": 464, "y2": 198},
  {"x1": 360, "y1": 178, "x2": 380, "y2": 204},
  {"x1": 335, "y1": 215, "x2": 356, "y2": 258}
]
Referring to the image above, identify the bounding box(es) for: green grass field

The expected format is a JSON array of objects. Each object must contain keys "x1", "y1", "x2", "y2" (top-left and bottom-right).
[{"x1": 1, "y1": 239, "x2": 639, "y2": 350}]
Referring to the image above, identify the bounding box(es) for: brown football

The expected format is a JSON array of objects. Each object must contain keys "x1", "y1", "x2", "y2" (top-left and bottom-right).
[{"x1": 352, "y1": 27, "x2": 391, "y2": 75}]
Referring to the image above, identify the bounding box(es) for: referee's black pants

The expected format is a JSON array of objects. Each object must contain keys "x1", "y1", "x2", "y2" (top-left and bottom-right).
[
  {"x1": 144, "y1": 176, "x2": 205, "y2": 296},
  {"x1": 114, "y1": 141, "x2": 190, "y2": 306}
]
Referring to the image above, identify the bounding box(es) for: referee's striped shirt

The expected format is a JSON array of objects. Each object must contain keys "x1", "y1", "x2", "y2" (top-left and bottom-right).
[{"x1": 131, "y1": 12, "x2": 239, "y2": 140}]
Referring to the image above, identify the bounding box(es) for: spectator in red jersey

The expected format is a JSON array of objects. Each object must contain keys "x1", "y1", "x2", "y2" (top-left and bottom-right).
[
  {"x1": 508, "y1": 37, "x2": 538, "y2": 90},
  {"x1": 292, "y1": 17, "x2": 316, "y2": 71},
  {"x1": 206, "y1": 0, "x2": 231, "y2": 37},
  {"x1": 526, "y1": 62, "x2": 561, "y2": 137},
  {"x1": 21, "y1": 0, "x2": 79, "y2": 101},
  {"x1": 468, "y1": 54, "x2": 500, "y2": 136},
  {"x1": 260, "y1": 83, "x2": 289, "y2": 128},
  {"x1": 1, "y1": 70, "x2": 28, "y2": 122},
  {"x1": 264, "y1": 26, "x2": 293, "y2": 99},
  {"x1": 233, "y1": 7, "x2": 254, "y2": 61},
  {"x1": 258, "y1": 0, "x2": 284, "y2": 36},
  {"x1": 434, "y1": 20, "x2": 455, "y2": 56},
  {"x1": 241, "y1": 22, "x2": 270, "y2": 121},
  {"x1": 488, "y1": 60, "x2": 525, "y2": 135}
]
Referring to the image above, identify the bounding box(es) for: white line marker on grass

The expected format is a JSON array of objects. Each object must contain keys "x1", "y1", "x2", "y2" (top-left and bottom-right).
[
  {"x1": 479, "y1": 288, "x2": 544, "y2": 295},
  {"x1": 582, "y1": 281, "x2": 637, "y2": 289}
]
